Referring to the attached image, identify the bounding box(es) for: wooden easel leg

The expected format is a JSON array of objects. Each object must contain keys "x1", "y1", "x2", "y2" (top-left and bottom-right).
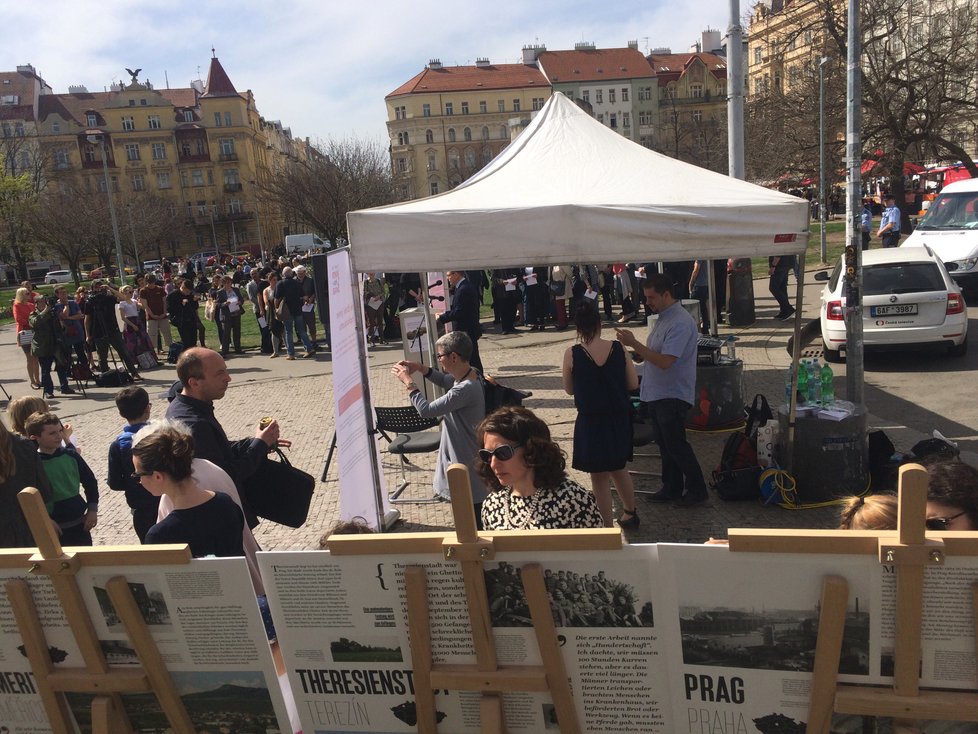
[
  {"x1": 805, "y1": 575, "x2": 849, "y2": 734},
  {"x1": 5, "y1": 579, "x2": 75, "y2": 734},
  {"x1": 91, "y1": 694, "x2": 131, "y2": 734},
  {"x1": 522, "y1": 564, "x2": 581, "y2": 734},
  {"x1": 405, "y1": 567, "x2": 438, "y2": 734},
  {"x1": 481, "y1": 693, "x2": 506, "y2": 734},
  {"x1": 106, "y1": 576, "x2": 195, "y2": 734},
  {"x1": 973, "y1": 582, "x2": 978, "y2": 688}
]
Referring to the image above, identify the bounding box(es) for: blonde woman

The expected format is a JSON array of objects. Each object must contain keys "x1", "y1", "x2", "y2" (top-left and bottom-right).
[{"x1": 12, "y1": 288, "x2": 40, "y2": 389}]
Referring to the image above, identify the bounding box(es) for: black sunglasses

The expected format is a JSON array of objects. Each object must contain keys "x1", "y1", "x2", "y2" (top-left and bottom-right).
[
  {"x1": 131, "y1": 471, "x2": 153, "y2": 480},
  {"x1": 478, "y1": 443, "x2": 523, "y2": 463},
  {"x1": 925, "y1": 511, "x2": 968, "y2": 531}
]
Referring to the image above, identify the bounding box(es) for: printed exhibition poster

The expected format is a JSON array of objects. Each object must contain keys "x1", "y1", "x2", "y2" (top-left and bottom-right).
[
  {"x1": 0, "y1": 556, "x2": 289, "y2": 734},
  {"x1": 260, "y1": 545, "x2": 671, "y2": 734}
]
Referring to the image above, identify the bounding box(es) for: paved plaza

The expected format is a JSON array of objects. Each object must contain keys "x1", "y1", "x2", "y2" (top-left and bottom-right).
[{"x1": 2, "y1": 274, "x2": 975, "y2": 549}]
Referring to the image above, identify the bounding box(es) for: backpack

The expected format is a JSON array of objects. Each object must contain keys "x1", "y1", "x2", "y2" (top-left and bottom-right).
[
  {"x1": 95, "y1": 368, "x2": 133, "y2": 388},
  {"x1": 710, "y1": 431, "x2": 761, "y2": 501}
]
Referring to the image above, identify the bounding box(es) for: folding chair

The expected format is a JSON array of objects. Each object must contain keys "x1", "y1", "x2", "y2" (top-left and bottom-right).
[
  {"x1": 629, "y1": 399, "x2": 662, "y2": 484},
  {"x1": 374, "y1": 406, "x2": 444, "y2": 504}
]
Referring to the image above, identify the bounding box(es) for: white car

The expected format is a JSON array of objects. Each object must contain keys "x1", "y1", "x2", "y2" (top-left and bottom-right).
[
  {"x1": 814, "y1": 247, "x2": 968, "y2": 362},
  {"x1": 44, "y1": 269, "x2": 73, "y2": 284}
]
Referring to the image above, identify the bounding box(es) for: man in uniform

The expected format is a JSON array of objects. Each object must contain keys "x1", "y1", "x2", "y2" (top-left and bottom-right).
[
  {"x1": 616, "y1": 273, "x2": 707, "y2": 507},
  {"x1": 878, "y1": 194, "x2": 901, "y2": 247}
]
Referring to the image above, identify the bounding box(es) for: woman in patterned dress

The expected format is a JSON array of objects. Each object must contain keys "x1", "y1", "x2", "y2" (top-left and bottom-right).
[{"x1": 478, "y1": 406, "x2": 603, "y2": 531}]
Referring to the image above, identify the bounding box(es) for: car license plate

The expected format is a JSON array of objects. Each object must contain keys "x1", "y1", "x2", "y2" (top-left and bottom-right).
[{"x1": 870, "y1": 304, "x2": 918, "y2": 316}]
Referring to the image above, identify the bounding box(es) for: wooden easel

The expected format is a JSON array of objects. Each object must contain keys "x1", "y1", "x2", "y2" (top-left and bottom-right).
[
  {"x1": 727, "y1": 464, "x2": 978, "y2": 733},
  {"x1": 0, "y1": 487, "x2": 196, "y2": 734},
  {"x1": 327, "y1": 463, "x2": 622, "y2": 734}
]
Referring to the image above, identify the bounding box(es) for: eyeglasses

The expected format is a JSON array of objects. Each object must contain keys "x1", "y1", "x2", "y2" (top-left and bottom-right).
[
  {"x1": 436, "y1": 351, "x2": 453, "y2": 360},
  {"x1": 130, "y1": 471, "x2": 153, "y2": 480},
  {"x1": 925, "y1": 510, "x2": 968, "y2": 531},
  {"x1": 478, "y1": 443, "x2": 523, "y2": 463}
]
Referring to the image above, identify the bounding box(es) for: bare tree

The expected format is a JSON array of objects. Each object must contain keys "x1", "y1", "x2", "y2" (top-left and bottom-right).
[
  {"x1": 747, "y1": 0, "x2": 978, "y2": 201},
  {"x1": 30, "y1": 179, "x2": 109, "y2": 284},
  {"x1": 259, "y1": 137, "x2": 393, "y2": 246},
  {"x1": 119, "y1": 191, "x2": 194, "y2": 265}
]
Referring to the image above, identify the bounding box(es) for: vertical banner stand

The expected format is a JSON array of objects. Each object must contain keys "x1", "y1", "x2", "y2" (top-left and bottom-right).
[
  {"x1": 0, "y1": 487, "x2": 196, "y2": 734},
  {"x1": 727, "y1": 464, "x2": 978, "y2": 732},
  {"x1": 328, "y1": 464, "x2": 622, "y2": 734}
]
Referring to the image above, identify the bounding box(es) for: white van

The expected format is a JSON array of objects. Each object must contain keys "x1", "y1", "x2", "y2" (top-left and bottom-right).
[
  {"x1": 285, "y1": 234, "x2": 328, "y2": 254},
  {"x1": 902, "y1": 177, "x2": 978, "y2": 289}
]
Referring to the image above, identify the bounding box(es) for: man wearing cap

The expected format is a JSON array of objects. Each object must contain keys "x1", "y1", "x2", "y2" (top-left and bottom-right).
[{"x1": 878, "y1": 195, "x2": 901, "y2": 247}]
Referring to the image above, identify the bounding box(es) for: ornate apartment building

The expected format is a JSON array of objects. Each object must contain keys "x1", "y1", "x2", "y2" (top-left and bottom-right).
[
  {"x1": 3, "y1": 56, "x2": 305, "y2": 260},
  {"x1": 385, "y1": 58, "x2": 550, "y2": 201},
  {"x1": 746, "y1": 0, "x2": 835, "y2": 98}
]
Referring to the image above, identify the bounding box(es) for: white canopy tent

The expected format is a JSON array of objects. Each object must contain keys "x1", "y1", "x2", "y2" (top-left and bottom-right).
[{"x1": 347, "y1": 92, "x2": 810, "y2": 271}]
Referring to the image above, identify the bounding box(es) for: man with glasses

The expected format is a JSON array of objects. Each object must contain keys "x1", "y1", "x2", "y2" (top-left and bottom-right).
[
  {"x1": 391, "y1": 331, "x2": 487, "y2": 523},
  {"x1": 437, "y1": 270, "x2": 484, "y2": 373}
]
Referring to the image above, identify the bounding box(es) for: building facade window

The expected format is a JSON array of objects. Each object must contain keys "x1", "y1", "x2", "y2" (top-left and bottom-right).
[
  {"x1": 610, "y1": 113, "x2": 618, "y2": 129},
  {"x1": 122, "y1": 116, "x2": 134, "y2": 131},
  {"x1": 621, "y1": 87, "x2": 629, "y2": 102},
  {"x1": 54, "y1": 150, "x2": 69, "y2": 168},
  {"x1": 463, "y1": 127, "x2": 472, "y2": 141},
  {"x1": 448, "y1": 150, "x2": 460, "y2": 169},
  {"x1": 427, "y1": 153, "x2": 436, "y2": 170},
  {"x1": 148, "y1": 115, "x2": 161, "y2": 129},
  {"x1": 479, "y1": 101, "x2": 487, "y2": 113},
  {"x1": 183, "y1": 110, "x2": 194, "y2": 122},
  {"x1": 422, "y1": 103, "x2": 430, "y2": 117},
  {"x1": 582, "y1": 90, "x2": 590, "y2": 103},
  {"x1": 690, "y1": 84, "x2": 704, "y2": 98},
  {"x1": 622, "y1": 111, "x2": 630, "y2": 127},
  {"x1": 638, "y1": 86, "x2": 652, "y2": 101},
  {"x1": 125, "y1": 143, "x2": 140, "y2": 161},
  {"x1": 639, "y1": 110, "x2": 653, "y2": 126},
  {"x1": 152, "y1": 142, "x2": 166, "y2": 160},
  {"x1": 214, "y1": 112, "x2": 223, "y2": 126},
  {"x1": 430, "y1": 181, "x2": 439, "y2": 195},
  {"x1": 52, "y1": 119, "x2": 61, "y2": 133},
  {"x1": 224, "y1": 169, "x2": 239, "y2": 185},
  {"x1": 597, "y1": 113, "x2": 605, "y2": 124},
  {"x1": 197, "y1": 201, "x2": 208, "y2": 216},
  {"x1": 131, "y1": 174, "x2": 145, "y2": 191},
  {"x1": 482, "y1": 147, "x2": 492, "y2": 164},
  {"x1": 180, "y1": 170, "x2": 189, "y2": 188},
  {"x1": 195, "y1": 139, "x2": 206, "y2": 155},
  {"x1": 609, "y1": 89, "x2": 616, "y2": 103},
  {"x1": 464, "y1": 149, "x2": 476, "y2": 168},
  {"x1": 396, "y1": 157, "x2": 407, "y2": 173},
  {"x1": 513, "y1": 99, "x2": 521, "y2": 112},
  {"x1": 500, "y1": 125, "x2": 508, "y2": 138},
  {"x1": 229, "y1": 199, "x2": 242, "y2": 214},
  {"x1": 498, "y1": 100, "x2": 505, "y2": 112},
  {"x1": 461, "y1": 102, "x2": 469, "y2": 114},
  {"x1": 224, "y1": 112, "x2": 231, "y2": 126},
  {"x1": 753, "y1": 46, "x2": 762, "y2": 64},
  {"x1": 87, "y1": 113, "x2": 98, "y2": 126},
  {"x1": 157, "y1": 171, "x2": 170, "y2": 189},
  {"x1": 448, "y1": 128, "x2": 456, "y2": 142},
  {"x1": 445, "y1": 102, "x2": 454, "y2": 116},
  {"x1": 192, "y1": 169, "x2": 204, "y2": 186},
  {"x1": 425, "y1": 129, "x2": 434, "y2": 143},
  {"x1": 219, "y1": 138, "x2": 235, "y2": 157},
  {"x1": 693, "y1": 109, "x2": 703, "y2": 122},
  {"x1": 481, "y1": 126, "x2": 489, "y2": 140},
  {"x1": 532, "y1": 97, "x2": 545, "y2": 110}
]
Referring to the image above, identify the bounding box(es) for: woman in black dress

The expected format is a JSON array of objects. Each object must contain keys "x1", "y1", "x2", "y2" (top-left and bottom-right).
[{"x1": 562, "y1": 303, "x2": 639, "y2": 528}]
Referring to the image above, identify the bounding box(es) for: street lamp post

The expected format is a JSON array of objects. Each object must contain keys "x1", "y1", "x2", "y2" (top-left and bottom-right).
[
  {"x1": 88, "y1": 133, "x2": 126, "y2": 283},
  {"x1": 819, "y1": 56, "x2": 830, "y2": 264}
]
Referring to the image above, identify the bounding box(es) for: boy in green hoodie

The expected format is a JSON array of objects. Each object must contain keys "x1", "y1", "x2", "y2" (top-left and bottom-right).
[{"x1": 26, "y1": 411, "x2": 99, "y2": 546}]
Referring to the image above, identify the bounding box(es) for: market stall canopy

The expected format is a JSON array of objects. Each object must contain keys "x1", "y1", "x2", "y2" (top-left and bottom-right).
[{"x1": 348, "y1": 92, "x2": 810, "y2": 272}]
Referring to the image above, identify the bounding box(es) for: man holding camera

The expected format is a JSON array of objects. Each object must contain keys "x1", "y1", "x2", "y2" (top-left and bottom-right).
[{"x1": 84, "y1": 279, "x2": 141, "y2": 379}]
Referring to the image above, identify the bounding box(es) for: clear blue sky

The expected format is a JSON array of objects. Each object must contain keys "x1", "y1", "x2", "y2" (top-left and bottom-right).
[{"x1": 6, "y1": 0, "x2": 738, "y2": 146}]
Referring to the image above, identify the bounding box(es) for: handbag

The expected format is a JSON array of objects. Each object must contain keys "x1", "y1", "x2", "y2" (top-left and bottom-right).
[
  {"x1": 17, "y1": 329, "x2": 34, "y2": 346},
  {"x1": 204, "y1": 299, "x2": 216, "y2": 322},
  {"x1": 240, "y1": 448, "x2": 314, "y2": 528},
  {"x1": 744, "y1": 393, "x2": 773, "y2": 448},
  {"x1": 275, "y1": 300, "x2": 290, "y2": 321},
  {"x1": 549, "y1": 278, "x2": 566, "y2": 298}
]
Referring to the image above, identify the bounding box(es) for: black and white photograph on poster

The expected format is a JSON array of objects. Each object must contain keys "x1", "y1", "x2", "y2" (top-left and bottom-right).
[
  {"x1": 484, "y1": 562, "x2": 653, "y2": 629},
  {"x1": 675, "y1": 555, "x2": 870, "y2": 675},
  {"x1": 99, "y1": 639, "x2": 140, "y2": 665},
  {"x1": 91, "y1": 575, "x2": 172, "y2": 632},
  {"x1": 65, "y1": 670, "x2": 278, "y2": 734},
  {"x1": 330, "y1": 636, "x2": 404, "y2": 663}
]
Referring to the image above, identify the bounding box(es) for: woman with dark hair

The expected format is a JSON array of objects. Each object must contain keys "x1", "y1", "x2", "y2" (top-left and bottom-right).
[
  {"x1": 477, "y1": 406, "x2": 602, "y2": 530},
  {"x1": 562, "y1": 303, "x2": 639, "y2": 528},
  {"x1": 926, "y1": 461, "x2": 978, "y2": 531},
  {"x1": 132, "y1": 420, "x2": 244, "y2": 557},
  {"x1": 0, "y1": 420, "x2": 53, "y2": 548}
]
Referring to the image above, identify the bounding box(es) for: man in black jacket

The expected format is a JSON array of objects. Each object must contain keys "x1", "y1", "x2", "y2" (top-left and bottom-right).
[
  {"x1": 438, "y1": 270, "x2": 483, "y2": 372},
  {"x1": 165, "y1": 347, "x2": 283, "y2": 527}
]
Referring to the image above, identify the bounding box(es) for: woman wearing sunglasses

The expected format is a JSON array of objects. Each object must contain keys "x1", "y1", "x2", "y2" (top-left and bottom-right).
[
  {"x1": 477, "y1": 406, "x2": 603, "y2": 531},
  {"x1": 391, "y1": 331, "x2": 486, "y2": 520},
  {"x1": 926, "y1": 461, "x2": 978, "y2": 531}
]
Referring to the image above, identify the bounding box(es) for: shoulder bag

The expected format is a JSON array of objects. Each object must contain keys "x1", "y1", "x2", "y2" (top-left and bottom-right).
[{"x1": 240, "y1": 447, "x2": 314, "y2": 528}]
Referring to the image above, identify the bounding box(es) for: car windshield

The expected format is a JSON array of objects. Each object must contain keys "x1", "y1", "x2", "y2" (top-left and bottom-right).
[
  {"x1": 916, "y1": 191, "x2": 978, "y2": 230},
  {"x1": 863, "y1": 262, "x2": 946, "y2": 295}
]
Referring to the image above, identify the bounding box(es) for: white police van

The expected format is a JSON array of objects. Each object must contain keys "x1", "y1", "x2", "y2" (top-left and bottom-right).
[{"x1": 902, "y1": 176, "x2": 978, "y2": 290}]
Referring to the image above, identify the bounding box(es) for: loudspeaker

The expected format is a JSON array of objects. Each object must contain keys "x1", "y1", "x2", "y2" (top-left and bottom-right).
[{"x1": 309, "y1": 253, "x2": 330, "y2": 327}]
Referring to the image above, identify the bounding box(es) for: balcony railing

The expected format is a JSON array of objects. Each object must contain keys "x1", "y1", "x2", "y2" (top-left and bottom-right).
[
  {"x1": 224, "y1": 183, "x2": 243, "y2": 192},
  {"x1": 219, "y1": 152, "x2": 238, "y2": 161}
]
